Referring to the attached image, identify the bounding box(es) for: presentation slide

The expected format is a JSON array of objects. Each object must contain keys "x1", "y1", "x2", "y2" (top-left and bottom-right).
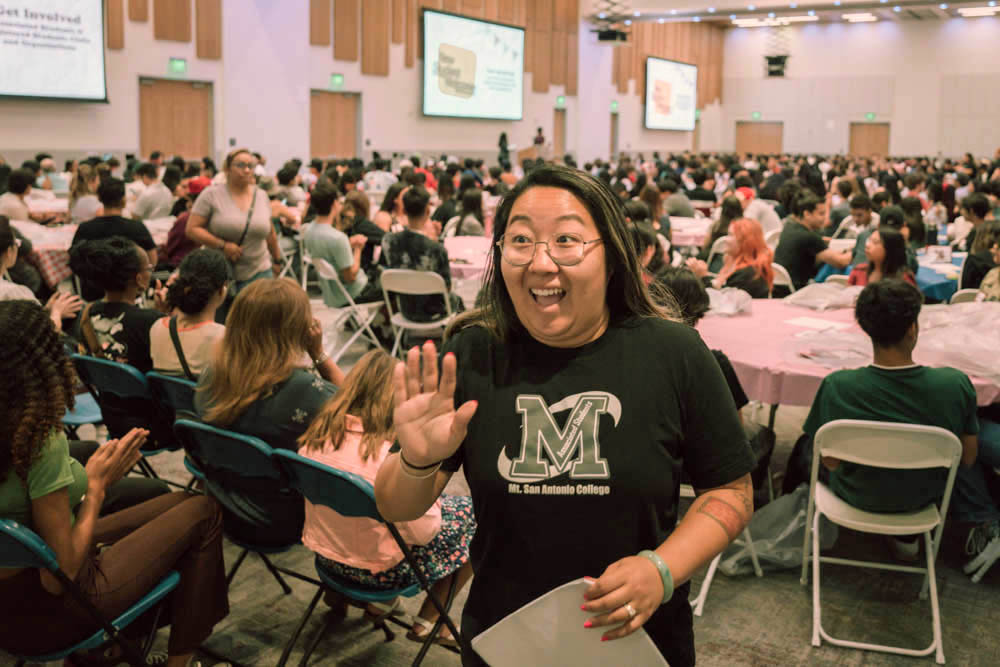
[
  {"x1": 422, "y1": 9, "x2": 524, "y2": 121},
  {"x1": 644, "y1": 57, "x2": 697, "y2": 132},
  {"x1": 0, "y1": 0, "x2": 107, "y2": 101}
]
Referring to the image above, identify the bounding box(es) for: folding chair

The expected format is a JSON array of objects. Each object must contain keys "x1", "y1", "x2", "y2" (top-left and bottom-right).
[
  {"x1": 764, "y1": 228, "x2": 781, "y2": 251},
  {"x1": 380, "y1": 269, "x2": 457, "y2": 358},
  {"x1": 0, "y1": 519, "x2": 179, "y2": 667},
  {"x1": 310, "y1": 257, "x2": 384, "y2": 362},
  {"x1": 172, "y1": 419, "x2": 319, "y2": 595},
  {"x1": 799, "y1": 419, "x2": 962, "y2": 664},
  {"x1": 146, "y1": 372, "x2": 204, "y2": 487},
  {"x1": 949, "y1": 288, "x2": 980, "y2": 304},
  {"x1": 825, "y1": 274, "x2": 849, "y2": 286},
  {"x1": 705, "y1": 235, "x2": 732, "y2": 273},
  {"x1": 771, "y1": 263, "x2": 796, "y2": 296},
  {"x1": 272, "y1": 449, "x2": 462, "y2": 667},
  {"x1": 70, "y1": 354, "x2": 179, "y2": 485}
]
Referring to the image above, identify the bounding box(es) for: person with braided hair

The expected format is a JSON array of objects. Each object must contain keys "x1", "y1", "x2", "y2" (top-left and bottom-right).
[
  {"x1": 150, "y1": 248, "x2": 229, "y2": 378},
  {"x1": 0, "y1": 300, "x2": 230, "y2": 667}
]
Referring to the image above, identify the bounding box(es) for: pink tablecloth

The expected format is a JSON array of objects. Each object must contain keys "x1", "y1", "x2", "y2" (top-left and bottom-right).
[
  {"x1": 697, "y1": 300, "x2": 1000, "y2": 407},
  {"x1": 670, "y1": 217, "x2": 710, "y2": 248}
]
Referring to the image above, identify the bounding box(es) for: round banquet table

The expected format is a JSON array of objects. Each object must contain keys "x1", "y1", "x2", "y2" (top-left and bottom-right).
[
  {"x1": 669, "y1": 216, "x2": 711, "y2": 248},
  {"x1": 445, "y1": 236, "x2": 489, "y2": 281},
  {"x1": 815, "y1": 252, "x2": 964, "y2": 303},
  {"x1": 697, "y1": 299, "x2": 1000, "y2": 410}
]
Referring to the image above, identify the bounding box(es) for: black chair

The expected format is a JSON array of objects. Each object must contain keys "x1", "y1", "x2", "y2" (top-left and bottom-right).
[{"x1": 146, "y1": 372, "x2": 205, "y2": 488}]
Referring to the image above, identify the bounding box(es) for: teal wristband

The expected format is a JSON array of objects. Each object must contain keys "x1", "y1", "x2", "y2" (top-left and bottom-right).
[{"x1": 638, "y1": 549, "x2": 674, "y2": 605}]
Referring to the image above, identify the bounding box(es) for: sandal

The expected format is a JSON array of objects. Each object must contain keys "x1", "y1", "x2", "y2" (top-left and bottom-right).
[{"x1": 406, "y1": 618, "x2": 460, "y2": 649}]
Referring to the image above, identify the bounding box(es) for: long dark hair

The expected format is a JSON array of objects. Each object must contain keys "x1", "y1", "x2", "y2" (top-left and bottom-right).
[
  {"x1": 0, "y1": 300, "x2": 76, "y2": 481},
  {"x1": 868, "y1": 227, "x2": 909, "y2": 280},
  {"x1": 458, "y1": 188, "x2": 484, "y2": 235},
  {"x1": 379, "y1": 183, "x2": 407, "y2": 213},
  {"x1": 447, "y1": 164, "x2": 676, "y2": 343}
]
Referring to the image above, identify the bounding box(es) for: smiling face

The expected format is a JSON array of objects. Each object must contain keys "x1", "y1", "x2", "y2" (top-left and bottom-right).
[{"x1": 499, "y1": 187, "x2": 610, "y2": 348}]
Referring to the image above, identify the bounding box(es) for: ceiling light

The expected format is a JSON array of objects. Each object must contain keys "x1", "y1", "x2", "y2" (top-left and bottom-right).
[
  {"x1": 939, "y1": 2, "x2": 948, "y2": 7},
  {"x1": 693, "y1": 16, "x2": 701, "y2": 21},
  {"x1": 880, "y1": 0, "x2": 887, "y2": 3},
  {"x1": 958, "y1": 5, "x2": 999, "y2": 14},
  {"x1": 748, "y1": 4, "x2": 756, "y2": 10},
  {"x1": 634, "y1": 10, "x2": 640, "y2": 16},
  {"x1": 808, "y1": 9, "x2": 815, "y2": 15},
  {"x1": 768, "y1": 11, "x2": 775, "y2": 17},
  {"x1": 658, "y1": 17, "x2": 665, "y2": 23},
  {"x1": 624, "y1": 19, "x2": 632, "y2": 25},
  {"x1": 834, "y1": 1, "x2": 841, "y2": 5},
  {"x1": 671, "y1": 9, "x2": 678, "y2": 14},
  {"x1": 893, "y1": 5, "x2": 901, "y2": 11},
  {"x1": 708, "y1": 7, "x2": 716, "y2": 12}
]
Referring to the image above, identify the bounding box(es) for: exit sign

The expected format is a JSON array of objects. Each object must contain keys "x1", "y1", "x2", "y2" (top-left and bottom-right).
[
  {"x1": 695, "y1": 109, "x2": 701, "y2": 121},
  {"x1": 610, "y1": 100, "x2": 618, "y2": 112},
  {"x1": 556, "y1": 95, "x2": 565, "y2": 108},
  {"x1": 168, "y1": 57, "x2": 187, "y2": 76},
  {"x1": 751, "y1": 111, "x2": 762, "y2": 120},
  {"x1": 329, "y1": 73, "x2": 344, "y2": 90},
  {"x1": 865, "y1": 112, "x2": 877, "y2": 121}
]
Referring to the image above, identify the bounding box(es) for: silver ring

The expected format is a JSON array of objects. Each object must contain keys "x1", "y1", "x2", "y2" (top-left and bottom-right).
[{"x1": 623, "y1": 603, "x2": 637, "y2": 620}]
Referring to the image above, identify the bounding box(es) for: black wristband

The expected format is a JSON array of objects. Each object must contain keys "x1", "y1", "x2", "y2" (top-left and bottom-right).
[{"x1": 400, "y1": 451, "x2": 442, "y2": 470}]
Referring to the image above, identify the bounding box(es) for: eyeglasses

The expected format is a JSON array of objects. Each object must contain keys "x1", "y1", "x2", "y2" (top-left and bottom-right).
[
  {"x1": 14, "y1": 239, "x2": 21, "y2": 248},
  {"x1": 497, "y1": 233, "x2": 603, "y2": 267},
  {"x1": 232, "y1": 161, "x2": 256, "y2": 171}
]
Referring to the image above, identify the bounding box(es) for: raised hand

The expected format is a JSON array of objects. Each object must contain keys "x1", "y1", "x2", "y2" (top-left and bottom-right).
[{"x1": 393, "y1": 341, "x2": 478, "y2": 467}]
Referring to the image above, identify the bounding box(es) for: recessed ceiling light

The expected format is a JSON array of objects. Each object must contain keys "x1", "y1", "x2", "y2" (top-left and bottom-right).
[
  {"x1": 893, "y1": 5, "x2": 901, "y2": 11},
  {"x1": 834, "y1": 1, "x2": 841, "y2": 5},
  {"x1": 658, "y1": 17, "x2": 665, "y2": 23},
  {"x1": 939, "y1": 2, "x2": 948, "y2": 7},
  {"x1": 671, "y1": 9, "x2": 678, "y2": 15},
  {"x1": 624, "y1": 19, "x2": 632, "y2": 25},
  {"x1": 748, "y1": 4, "x2": 756, "y2": 10},
  {"x1": 634, "y1": 10, "x2": 640, "y2": 16},
  {"x1": 693, "y1": 16, "x2": 701, "y2": 21},
  {"x1": 880, "y1": 0, "x2": 887, "y2": 3},
  {"x1": 808, "y1": 9, "x2": 815, "y2": 15},
  {"x1": 708, "y1": 7, "x2": 716, "y2": 13},
  {"x1": 768, "y1": 11, "x2": 775, "y2": 17}
]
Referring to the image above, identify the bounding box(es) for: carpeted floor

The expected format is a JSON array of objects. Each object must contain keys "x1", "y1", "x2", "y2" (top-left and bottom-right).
[{"x1": 8, "y1": 340, "x2": 1000, "y2": 665}]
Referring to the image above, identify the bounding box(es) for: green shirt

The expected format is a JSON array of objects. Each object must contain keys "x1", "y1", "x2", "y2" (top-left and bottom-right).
[
  {"x1": 0, "y1": 431, "x2": 87, "y2": 529},
  {"x1": 803, "y1": 365, "x2": 978, "y2": 513}
]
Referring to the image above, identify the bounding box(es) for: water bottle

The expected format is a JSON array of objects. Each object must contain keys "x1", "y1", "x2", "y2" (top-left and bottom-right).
[{"x1": 938, "y1": 223, "x2": 949, "y2": 246}]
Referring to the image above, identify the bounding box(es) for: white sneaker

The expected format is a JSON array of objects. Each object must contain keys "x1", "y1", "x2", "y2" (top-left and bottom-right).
[{"x1": 963, "y1": 521, "x2": 1000, "y2": 576}]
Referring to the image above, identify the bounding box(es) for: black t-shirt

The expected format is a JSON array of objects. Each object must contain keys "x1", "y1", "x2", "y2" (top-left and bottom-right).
[
  {"x1": 72, "y1": 216, "x2": 157, "y2": 301},
  {"x1": 82, "y1": 301, "x2": 161, "y2": 373},
  {"x1": 687, "y1": 187, "x2": 717, "y2": 202},
  {"x1": 961, "y1": 250, "x2": 997, "y2": 290},
  {"x1": 723, "y1": 266, "x2": 770, "y2": 299},
  {"x1": 774, "y1": 221, "x2": 828, "y2": 290},
  {"x1": 432, "y1": 198, "x2": 458, "y2": 224},
  {"x1": 346, "y1": 217, "x2": 385, "y2": 274},
  {"x1": 711, "y1": 349, "x2": 749, "y2": 410},
  {"x1": 440, "y1": 318, "x2": 754, "y2": 663}
]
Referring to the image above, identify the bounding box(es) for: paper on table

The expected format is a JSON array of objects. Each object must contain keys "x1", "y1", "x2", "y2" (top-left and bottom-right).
[
  {"x1": 471, "y1": 578, "x2": 667, "y2": 667},
  {"x1": 784, "y1": 317, "x2": 850, "y2": 331}
]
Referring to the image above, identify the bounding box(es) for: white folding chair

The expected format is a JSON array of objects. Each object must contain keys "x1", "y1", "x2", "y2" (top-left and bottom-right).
[
  {"x1": 764, "y1": 228, "x2": 781, "y2": 251},
  {"x1": 799, "y1": 419, "x2": 962, "y2": 664},
  {"x1": 680, "y1": 484, "x2": 762, "y2": 617},
  {"x1": 310, "y1": 257, "x2": 383, "y2": 362},
  {"x1": 771, "y1": 263, "x2": 796, "y2": 296},
  {"x1": 826, "y1": 274, "x2": 849, "y2": 286},
  {"x1": 442, "y1": 216, "x2": 461, "y2": 239},
  {"x1": 276, "y1": 234, "x2": 299, "y2": 281},
  {"x1": 949, "y1": 288, "x2": 980, "y2": 304},
  {"x1": 380, "y1": 269, "x2": 457, "y2": 358},
  {"x1": 706, "y1": 235, "x2": 731, "y2": 271}
]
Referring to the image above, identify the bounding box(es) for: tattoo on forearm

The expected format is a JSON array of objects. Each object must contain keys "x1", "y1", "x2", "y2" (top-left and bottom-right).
[{"x1": 696, "y1": 497, "x2": 744, "y2": 540}]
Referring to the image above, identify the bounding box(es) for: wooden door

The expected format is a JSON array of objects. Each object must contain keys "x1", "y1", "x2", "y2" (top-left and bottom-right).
[
  {"x1": 734, "y1": 121, "x2": 783, "y2": 155},
  {"x1": 849, "y1": 123, "x2": 890, "y2": 157},
  {"x1": 553, "y1": 108, "x2": 566, "y2": 159},
  {"x1": 139, "y1": 78, "x2": 213, "y2": 159},
  {"x1": 610, "y1": 112, "x2": 619, "y2": 159},
  {"x1": 310, "y1": 90, "x2": 360, "y2": 159}
]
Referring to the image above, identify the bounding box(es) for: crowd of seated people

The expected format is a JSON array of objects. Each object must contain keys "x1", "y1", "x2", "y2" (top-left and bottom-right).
[{"x1": 2, "y1": 143, "x2": 1000, "y2": 665}]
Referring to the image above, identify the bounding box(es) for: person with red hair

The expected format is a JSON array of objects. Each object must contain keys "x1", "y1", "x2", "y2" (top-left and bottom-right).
[{"x1": 686, "y1": 218, "x2": 774, "y2": 298}]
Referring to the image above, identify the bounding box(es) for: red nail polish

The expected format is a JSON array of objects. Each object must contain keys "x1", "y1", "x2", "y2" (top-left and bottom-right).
[
  {"x1": 583, "y1": 621, "x2": 592, "y2": 628},
  {"x1": 580, "y1": 605, "x2": 587, "y2": 610},
  {"x1": 601, "y1": 637, "x2": 608, "y2": 642}
]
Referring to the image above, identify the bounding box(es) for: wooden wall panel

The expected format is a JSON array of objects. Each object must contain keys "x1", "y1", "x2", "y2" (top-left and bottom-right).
[
  {"x1": 310, "y1": 0, "x2": 332, "y2": 46},
  {"x1": 153, "y1": 0, "x2": 191, "y2": 42},
  {"x1": 392, "y1": 0, "x2": 405, "y2": 43},
  {"x1": 513, "y1": 0, "x2": 527, "y2": 25},
  {"x1": 566, "y1": 30, "x2": 577, "y2": 95},
  {"x1": 443, "y1": 0, "x2": 459, "y2": 11},
  {"x1": 128, "y1": 0, "x2": 148, "y2": 22},
  {"x1": 484, "y1": 0, "x2": 498, "y2": 20},
  {"x1": 567, "y1": 0, "x2": 578, "y2": 32},
  {"x1": 416, "y1": 0, "x2": 442, "y2": 60},
  {"x1": 534, "y1": 0, "x2": 552, "y2": 32},
  {"x1": 405, "y1": 0, "x2": 416, "y2": 66},
  {"x1": 523, "y1": 1, "x2": 534, "y2": 72},
  {"x1": 611, "y1": 45, "x2": 619, "y2": 86},
  {"x1": 550, "y1": 30, "x2": 566, "y2": 86},
  {"x1": 195, "y1": 0, "x2": 221, "y2": 59},
  {"x1": 362, "y1": 0, "x2": 391, "y2": 76},
  {"x1": 532, "y1": 30, "x2": 551, "y2": 92},
  {"x1": 140, "y1": 79, "x2": 212, "y2": 158},
  {"x1": 107, "y1": 0, "x2": 125, "y2": 50},
  {"x1": 497, "y1": 0, "x2": 514, "y2": 22},
  {"x1": 463, "y1": 0, "x2": 485, "y2": 17},
  {"x1": 334, "y1": 0, "x2": 360, "y2": 61}
]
